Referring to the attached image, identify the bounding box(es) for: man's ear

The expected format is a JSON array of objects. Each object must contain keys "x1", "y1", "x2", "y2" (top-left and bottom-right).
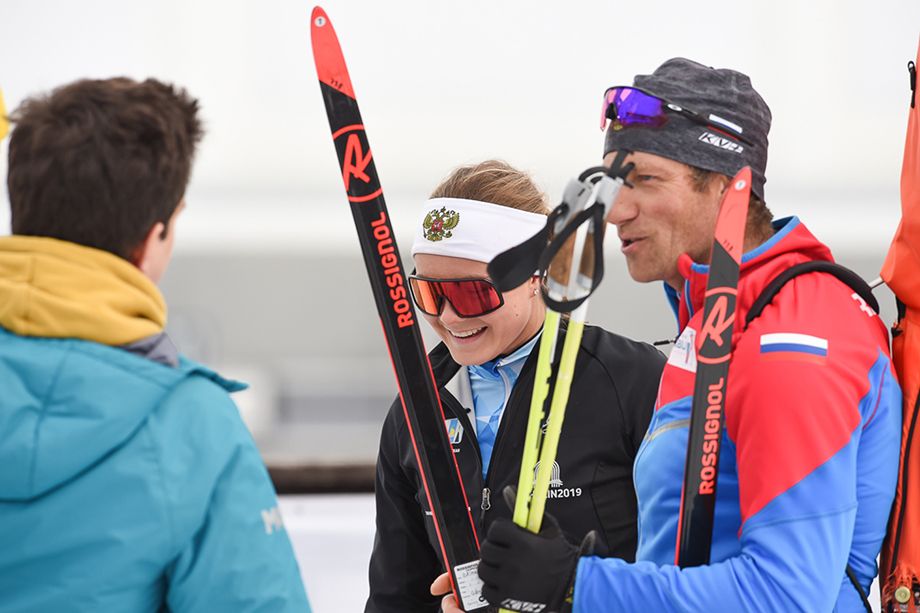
[
  {"x1": 714, "y1": 173, "x2": 732, "y2": 195},
  {"x1": 133, "y1": 200, "x2": 185, "y2": 282},
  {"x1": 134, "y1": 221, "x2": 168, "y2": 279}
]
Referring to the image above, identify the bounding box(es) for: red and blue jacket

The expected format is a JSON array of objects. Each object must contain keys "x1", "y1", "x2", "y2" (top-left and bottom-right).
[{"x1": 573, "y1": 217, "x2": 902, "y2": 612}]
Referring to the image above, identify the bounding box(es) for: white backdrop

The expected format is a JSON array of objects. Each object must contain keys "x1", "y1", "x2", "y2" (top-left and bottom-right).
[{"x1": 1, "y1": 0, "x2": 918, "y2": 239}]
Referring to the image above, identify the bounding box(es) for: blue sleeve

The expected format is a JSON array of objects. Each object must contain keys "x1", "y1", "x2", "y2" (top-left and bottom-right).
[
  {"x1": 156, "y1": 377, "x2": 312, "y2": 612},
  {"x1": 573, "y1": 344, "x2": 900, "y2": 613},
  {"x1": 574, "y1": 502, "x2": 855, "y2": 611}
]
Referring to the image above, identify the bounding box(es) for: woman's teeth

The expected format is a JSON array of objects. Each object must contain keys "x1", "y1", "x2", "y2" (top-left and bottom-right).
[{"x1": 451, "y1": 327, "x2": 484, "y2": 339}]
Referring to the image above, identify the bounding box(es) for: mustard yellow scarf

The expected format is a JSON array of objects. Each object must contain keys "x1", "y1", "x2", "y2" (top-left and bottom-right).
[{"x1": 0, "y1": 236, "x2": 166, "y2": 345}]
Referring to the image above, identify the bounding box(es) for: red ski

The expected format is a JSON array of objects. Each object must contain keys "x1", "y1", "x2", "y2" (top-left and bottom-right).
[
  {"x1": 310, "y1": 7, "x2": 486, "y2": 611},
  {"x1": 676, "y1": 166, "x2": 751, "y2": 567}
]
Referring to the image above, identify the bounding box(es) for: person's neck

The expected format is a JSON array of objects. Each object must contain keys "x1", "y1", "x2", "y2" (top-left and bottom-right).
[
  {"x1": 493, "y1": 312, "x2": 545, "y2": 362},
  {"x1": 743, "y1": 221, "x2": 776, "y2": 253},
  {"x1": 666, "y1": 222, "x2": 776, "y2": 293}
]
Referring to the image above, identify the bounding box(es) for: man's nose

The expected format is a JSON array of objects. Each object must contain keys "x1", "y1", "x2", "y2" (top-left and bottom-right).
[{"x1": 606, "y1": 187, "x2": 638, "y2": 226}]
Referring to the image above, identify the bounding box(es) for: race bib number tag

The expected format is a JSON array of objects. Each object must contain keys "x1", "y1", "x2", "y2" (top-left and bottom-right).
[
  {"x1": 454, "y1": 560, "x2": 487, "y2": 611},
  {"x1": 668, "y1": 327, "x2": 698, "y2": 373}
]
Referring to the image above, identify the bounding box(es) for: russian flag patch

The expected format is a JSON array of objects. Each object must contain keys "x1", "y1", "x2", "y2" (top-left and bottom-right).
[{"x1": 760, "y1": 333, "x2": 828, "y2": 365}]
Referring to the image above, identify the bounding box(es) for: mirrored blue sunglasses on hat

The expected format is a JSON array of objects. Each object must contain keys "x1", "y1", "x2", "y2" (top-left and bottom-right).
[{"x1": 600, "y1": 85, "x2": 754, "y2": 147}]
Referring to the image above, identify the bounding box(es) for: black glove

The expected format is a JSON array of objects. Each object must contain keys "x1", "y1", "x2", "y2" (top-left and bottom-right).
[{"x1": 478, "y1": 486, "x2": 598, "y2": 613}]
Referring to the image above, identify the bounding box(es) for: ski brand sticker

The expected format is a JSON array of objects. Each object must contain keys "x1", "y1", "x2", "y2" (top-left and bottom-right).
[
  {"x1": 331, "y1": 124, "x2": 382, "y2": 203},
  {"x1": 453, "y1": 560, "x2": 487, "y2": 611},
  {"x1": 668, "y1": 327, "x2": 698, "y2": 373},
  {"x1": 370, "y1": 211, "x2": 414, "y2": 329},
  {"x1": 445, "y1": 418, "x2": 464, "y2": 445},
  {"x1": 423, "y1": 206, "x2": 460, "y2": 241},
  {"x1": 697, "y1": 288, "x2": 737, "y2": 365}
]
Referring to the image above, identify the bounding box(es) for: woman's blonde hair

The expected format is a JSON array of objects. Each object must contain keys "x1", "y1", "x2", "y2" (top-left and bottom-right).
[{"x1": 429, "y1": 160, "x2": 550, "y2": 215}]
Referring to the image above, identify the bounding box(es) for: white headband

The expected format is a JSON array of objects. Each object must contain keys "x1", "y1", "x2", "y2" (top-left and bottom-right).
[{"x1": 411, "y1": 197, "x2": 547, "y2": 264}]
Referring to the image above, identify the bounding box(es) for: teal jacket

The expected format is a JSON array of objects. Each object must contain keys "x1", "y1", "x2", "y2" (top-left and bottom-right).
[{"x1": 0, "y1": 236, "x2": 310, "y2": 612}]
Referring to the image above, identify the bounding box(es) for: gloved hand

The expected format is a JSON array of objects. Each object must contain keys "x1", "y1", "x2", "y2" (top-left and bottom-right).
[{"x1": 478, "y1": 486, "x2": 598, "y2": 613}]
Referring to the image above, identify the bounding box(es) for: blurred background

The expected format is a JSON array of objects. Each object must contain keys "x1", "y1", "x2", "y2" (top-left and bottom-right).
[{"x1": 1, "y1": 1, "x2": 917, "y2": 610}]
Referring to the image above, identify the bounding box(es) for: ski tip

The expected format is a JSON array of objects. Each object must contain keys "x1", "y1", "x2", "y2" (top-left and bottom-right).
[
  {"x1": 310, "y1": 6, "x2": 357, "y2": 100},
  {"x1": 730, "y1": 166, "x2": 752, "y2": 194},
  {"x1": 310, "y1": 5, "x2": 326, "y2": 23},
  {"x1": 715, "y1": 165, "x2": 752, "y2": 262}
]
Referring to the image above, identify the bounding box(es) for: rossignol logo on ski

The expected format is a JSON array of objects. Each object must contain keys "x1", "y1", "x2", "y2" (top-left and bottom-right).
[
  {"x1": 370, "y1": 211, "x2": 414, "y2": 329},
  {"x1": 532, "y1": 461, "x2": 582, "y2": 499},
  {"x1": 696, "y1": 288, "x2": 737, "y2": 365},
  {"x1": 423, "y1": 207, "x2": 460, "y2": 242},
  {"x1": 698, "y1": 376, "x2": 725, "y2": 495},
  {"x1": 332, "y1": 124, "x2": 382, "y2": 203},
  {"x1": 699, "y1": 131, "x2": 745, "y2": 154}
]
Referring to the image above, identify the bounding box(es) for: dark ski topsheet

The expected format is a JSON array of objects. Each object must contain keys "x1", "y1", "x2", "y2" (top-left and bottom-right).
[
  {"x1": 676, "y1": 166, "x2": 751, "y2": 568},
  {"x1": 310, "y1": 7, "x2": 486, "y2": 609}
]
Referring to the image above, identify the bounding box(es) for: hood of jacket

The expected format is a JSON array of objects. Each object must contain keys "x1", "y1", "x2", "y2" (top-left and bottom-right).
[{"x1": 0, "y1": 236, "x2": 242, "y2": 501}]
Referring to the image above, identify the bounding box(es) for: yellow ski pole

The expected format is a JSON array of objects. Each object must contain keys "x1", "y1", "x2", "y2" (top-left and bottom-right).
[
  {"x1": 496, "y1": 161, "x2": 632, "y2": 613},
  {"x1": 511, "y1": 308, "x2": 560, "y2": 527}
]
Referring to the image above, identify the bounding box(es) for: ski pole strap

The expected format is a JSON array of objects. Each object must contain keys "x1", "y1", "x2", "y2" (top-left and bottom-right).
[
  {"x1": 744, "y1": 261, "x2": 879, "y2": 330},
  {"x1": 488, "y1": 205, "x2": 565, "y2": 293},
  {"x1": 538, "y1": 202, "x2": 607, "y2": 313}
]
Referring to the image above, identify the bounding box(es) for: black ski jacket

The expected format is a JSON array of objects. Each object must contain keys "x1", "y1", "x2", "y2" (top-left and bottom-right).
[{"x1": 365, "y1": 324, "x2": 665, "y2": 612}]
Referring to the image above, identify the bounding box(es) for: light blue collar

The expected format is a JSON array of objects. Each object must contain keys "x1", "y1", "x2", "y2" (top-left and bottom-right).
[{"x1": 469, "y1": 330, "x2": 542, "y2": 380}]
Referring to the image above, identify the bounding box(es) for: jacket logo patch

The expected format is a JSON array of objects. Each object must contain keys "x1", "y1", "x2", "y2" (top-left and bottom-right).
[
  {"x1": 423, "y1": 207, "x2": 460, "y2": 242},
  {"x1": 261, "y1": 506, "x2": 285, "y2": 535},
  {"x1": 760, "y1": 332, "x2": 828, "y2": 365},
  {"x1": 445, "y1": 418, "x2": 464, "y2": 445},
  {"x1": 533, "y1": 461, "x2": 582, "y2": 499},
  {"x1": 668, "y1": 327, "x2": 698, "y2": 373},
  {"x1": 851, "y1": 292, "x2": 877, "y2": 318}
]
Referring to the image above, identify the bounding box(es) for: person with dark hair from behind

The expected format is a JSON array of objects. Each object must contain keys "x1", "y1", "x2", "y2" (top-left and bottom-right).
[{"x1": 0, "y1": 78, "x2": 312, "y2": 612}]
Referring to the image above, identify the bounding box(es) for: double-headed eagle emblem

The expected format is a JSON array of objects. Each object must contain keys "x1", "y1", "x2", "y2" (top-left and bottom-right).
[{"x1": 422, "y1": 207, "x2": 460, "y2": 242}]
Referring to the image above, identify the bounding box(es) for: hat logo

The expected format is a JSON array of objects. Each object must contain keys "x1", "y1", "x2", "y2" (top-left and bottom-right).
[{"x1": 423, "y1": 206, "x2": 460, "y2": 242}]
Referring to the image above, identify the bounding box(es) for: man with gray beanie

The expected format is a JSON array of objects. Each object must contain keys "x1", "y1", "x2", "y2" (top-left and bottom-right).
[{"x1": 473, "y1": 58, "x2": 901, "y2": 612}]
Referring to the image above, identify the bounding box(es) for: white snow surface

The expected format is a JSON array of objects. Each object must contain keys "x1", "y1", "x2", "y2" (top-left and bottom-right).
[
  {"x1": 281, "y1": 494, "x2": 376, "y2": 613},
  {"x1": 280, "y1": 494, "x2": 883, "y2": 612}
]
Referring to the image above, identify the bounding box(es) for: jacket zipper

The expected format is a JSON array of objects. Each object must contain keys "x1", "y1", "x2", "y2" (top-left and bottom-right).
[
  {"x1": 477, "y1": 354, "x2": 540, "y2": 530},
  {"x1": 437, "y1": 391, "x2": 488, "y2": 515},
  {"x1": 434, "y1": 336, "x2": 543, "y2": 531}
]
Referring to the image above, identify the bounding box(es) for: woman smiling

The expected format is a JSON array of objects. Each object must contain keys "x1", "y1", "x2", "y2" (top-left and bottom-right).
[{"x1": 366, "y1": 160, "x2": 665, "y2": 613}]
